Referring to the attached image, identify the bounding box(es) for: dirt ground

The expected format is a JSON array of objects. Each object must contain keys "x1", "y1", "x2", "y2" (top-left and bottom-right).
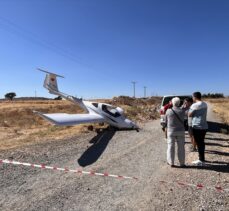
[{"x1": 0, "y1": 103, "x2": 228, "y2": 211}]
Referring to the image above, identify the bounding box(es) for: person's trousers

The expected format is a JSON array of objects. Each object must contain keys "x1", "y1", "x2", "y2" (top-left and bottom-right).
[
  {"x1": 192, "y1": 129, "x2": 207, "y2": 162},
  {"x1": 167, "y1": 132, "x2": 185, "y2": 166}
]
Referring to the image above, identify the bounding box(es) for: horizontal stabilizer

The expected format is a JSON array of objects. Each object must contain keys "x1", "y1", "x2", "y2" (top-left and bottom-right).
[{"x1": 37, "y1": 68, "x2": 64, "y2": 78}]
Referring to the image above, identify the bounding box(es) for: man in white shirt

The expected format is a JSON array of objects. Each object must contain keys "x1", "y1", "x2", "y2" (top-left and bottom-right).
[{"x1": 189, "y1": 92, "x2": 208, "y2": 166}]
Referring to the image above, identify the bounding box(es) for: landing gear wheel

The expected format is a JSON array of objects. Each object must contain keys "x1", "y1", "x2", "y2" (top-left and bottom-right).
[
  {"x1": 87, "y1": 125, "x2": 94, "y2": 131},
  {"x1": 95, "y1": 128, "x2": 103, "y2": 134}
]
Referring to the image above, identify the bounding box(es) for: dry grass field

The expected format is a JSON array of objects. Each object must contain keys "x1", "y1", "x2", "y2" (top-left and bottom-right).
[
  {"x1": 0, "y1": 100, "x2": 86, "y2": 150},
  {"x1": 207, "y1": 98, "x2": 229, "y2": 124},
  {"x1": 0, "y1": 97, "x2": 160, "y2": 150}
]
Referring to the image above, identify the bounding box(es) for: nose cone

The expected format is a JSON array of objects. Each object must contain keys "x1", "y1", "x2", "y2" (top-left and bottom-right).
[{"x1": 124, "y1": 118, "x2": 138, "y2": 129}]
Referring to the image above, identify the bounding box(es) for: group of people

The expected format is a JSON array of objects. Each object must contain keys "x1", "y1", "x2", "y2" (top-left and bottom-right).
[{"x1": 164, "y1": 92, "x2": 208, "y2": 167}]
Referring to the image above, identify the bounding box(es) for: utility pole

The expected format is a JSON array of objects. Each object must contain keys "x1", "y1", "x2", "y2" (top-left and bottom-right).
[
  {"x1": 35, "y1": 90, "x2": 37, "y2": 98},
  {"x1": 144, "y1": 86, "x2": 147, "y2": 98},
  {"x1": 131, "y1": 81, "x2": 137, "y2": 98}
]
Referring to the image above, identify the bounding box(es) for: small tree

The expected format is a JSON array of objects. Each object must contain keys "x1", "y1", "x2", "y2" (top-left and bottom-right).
[
  {"x1": 5, "y1": 92, "x2": 16, "y2": 101},
  {"x1": 203, "y1": 93, "x2": 224, "y2": 98}
]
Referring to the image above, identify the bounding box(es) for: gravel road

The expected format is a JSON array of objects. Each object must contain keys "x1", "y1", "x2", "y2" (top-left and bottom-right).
[{"x1": 0, "y1": 104, "x2": 228, "y2": 211}]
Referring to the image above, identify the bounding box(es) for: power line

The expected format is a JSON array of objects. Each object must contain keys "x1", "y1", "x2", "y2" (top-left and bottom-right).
[{"x1": 0, "y1": 16, "x2": 93, "y2": 69}]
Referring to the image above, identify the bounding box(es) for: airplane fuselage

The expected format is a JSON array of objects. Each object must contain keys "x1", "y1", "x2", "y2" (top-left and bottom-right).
[{"x1": 83, "y1": 101, "x2": 137, "y2": 129}]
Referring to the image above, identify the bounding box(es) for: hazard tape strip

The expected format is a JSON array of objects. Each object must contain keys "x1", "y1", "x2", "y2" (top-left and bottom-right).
[
  {"x1": 0, "y1": 159, "x2": 138, "y2": 180},
  {"x1": 159, "y1": 180, "x2": 229, "y2": 193},
  {"x1": 1, "y1": 159, "x2": 228, "y2": 192}
]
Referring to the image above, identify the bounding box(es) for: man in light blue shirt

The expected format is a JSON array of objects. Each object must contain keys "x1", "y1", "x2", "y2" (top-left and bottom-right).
[{"x1": 189, "y1": 92, "x2": 208, "y2": 166}]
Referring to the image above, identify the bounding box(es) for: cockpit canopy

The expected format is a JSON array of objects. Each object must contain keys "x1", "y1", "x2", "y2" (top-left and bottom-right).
[{"x1": 102, "y1": 104, "x2": 124, "y2": 118}]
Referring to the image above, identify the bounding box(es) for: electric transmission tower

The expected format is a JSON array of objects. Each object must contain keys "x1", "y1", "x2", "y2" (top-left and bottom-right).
[{"x1": 131, "y1": 81, "x2": 137, "y2": 98}]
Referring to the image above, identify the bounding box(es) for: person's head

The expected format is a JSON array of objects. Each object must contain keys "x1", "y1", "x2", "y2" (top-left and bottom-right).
[
  {"x1": 172, "y1": 97, "x2": 180, "y2": 107},
  {"x1": 192, "y1": 92, "x2": 202, "y2": 102},
  {"x1": 184, "y1": 97, "x2": 193, "y2": 107}
]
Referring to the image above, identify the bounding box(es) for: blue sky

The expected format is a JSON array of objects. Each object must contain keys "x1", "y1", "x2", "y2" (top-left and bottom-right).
[{"x1": 0, "y1": 0, "x2": 228, "y2": 99}]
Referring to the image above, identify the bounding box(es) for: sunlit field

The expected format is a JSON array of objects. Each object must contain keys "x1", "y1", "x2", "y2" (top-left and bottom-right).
[
  {"x1": 0, "y1": 97, "x2": 160, "y2": 150},
  {"x1": 208, "y1": 98, "x2": 229, "y2": 124}
]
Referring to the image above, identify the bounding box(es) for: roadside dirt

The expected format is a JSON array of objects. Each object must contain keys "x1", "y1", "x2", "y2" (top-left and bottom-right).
[{"x1": 0, "y1": 104, "x2": 228, "y2": 211}]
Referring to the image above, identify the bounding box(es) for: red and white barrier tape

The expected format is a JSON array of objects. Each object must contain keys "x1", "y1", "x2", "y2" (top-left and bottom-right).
[
  {"x1": 160, "y1": 180, "x2": 229, "y2": 193},
  {"x1": 0, "y1": 159, "x2": 138, "y2": 180},
  {"x1": 1, "y1": 159, "x2": 228, "y2": 192}
]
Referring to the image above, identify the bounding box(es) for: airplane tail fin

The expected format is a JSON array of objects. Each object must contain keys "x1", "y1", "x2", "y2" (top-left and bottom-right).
[{"x1": 37, "y1": 68, "x2": 64, "y2": 95}]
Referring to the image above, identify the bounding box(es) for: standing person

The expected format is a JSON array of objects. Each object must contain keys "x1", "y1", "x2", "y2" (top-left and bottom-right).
[
  {"x1": 162, "y1": 100, "x2": 173, "y2": 140},
  {"x1": 189, "y1": 92, "x2": 208, "y2": 166},
  {"x1": 182, "y1": 98, "x2": 197, "y2": 151},
  {"x1": 165, "y1": 97, "x2": 185, "y2": 167},
  {"x1": 182, "y1": 98, "x2": 192, "y2": 130}
]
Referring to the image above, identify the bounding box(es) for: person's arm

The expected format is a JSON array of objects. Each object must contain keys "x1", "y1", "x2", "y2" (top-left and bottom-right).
[
  {"x1": 165, "y1": 109, "x2": 169, "y2": 127},
  {"x1": 188, "y1": 110, "x2": 193, "y2": 117},
  {"x1": 164, "y1": 103, "x2": 170, "y2": 111},
  {"x1": 188, "y1": 105, "x2": 195, "y2": 117},
  {"x1": 164, "y1": 101, "x2": 173, "y2": 112}
]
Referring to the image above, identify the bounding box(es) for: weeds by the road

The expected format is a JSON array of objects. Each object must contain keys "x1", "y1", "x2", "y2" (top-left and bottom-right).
[{"x1": 208, "y1": 98, "x2": 229, "y2": 125}]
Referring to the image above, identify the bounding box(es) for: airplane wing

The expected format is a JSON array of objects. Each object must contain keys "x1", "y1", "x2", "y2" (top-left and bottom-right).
[{"x1": 34, "y1": 111, "x2": 104, "y2": 126}]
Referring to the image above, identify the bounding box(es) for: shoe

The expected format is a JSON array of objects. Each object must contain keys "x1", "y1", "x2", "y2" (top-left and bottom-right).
[
  {"x1": 180, "y1": 164, "x2": 187, "y2": 168},
  {"x1": 167, "y1": 162, "x2": 175, "y2": 168},
  {"x1": 192, "y1": 160, "x2": 205, "y2": 166}
]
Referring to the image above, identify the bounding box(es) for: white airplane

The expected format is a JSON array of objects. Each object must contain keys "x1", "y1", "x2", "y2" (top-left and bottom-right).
[{"x1": 34, "y1": 69, "x2": 139, "y2": 132}]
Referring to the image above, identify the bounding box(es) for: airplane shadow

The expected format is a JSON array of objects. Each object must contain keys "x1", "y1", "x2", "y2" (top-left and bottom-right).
[
  {"x1": 78, "y1": 130, "x2": 116, "y2": 167},
  {"x1": 207, "y1": 121, "x2": 229, "y2": 134}
]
